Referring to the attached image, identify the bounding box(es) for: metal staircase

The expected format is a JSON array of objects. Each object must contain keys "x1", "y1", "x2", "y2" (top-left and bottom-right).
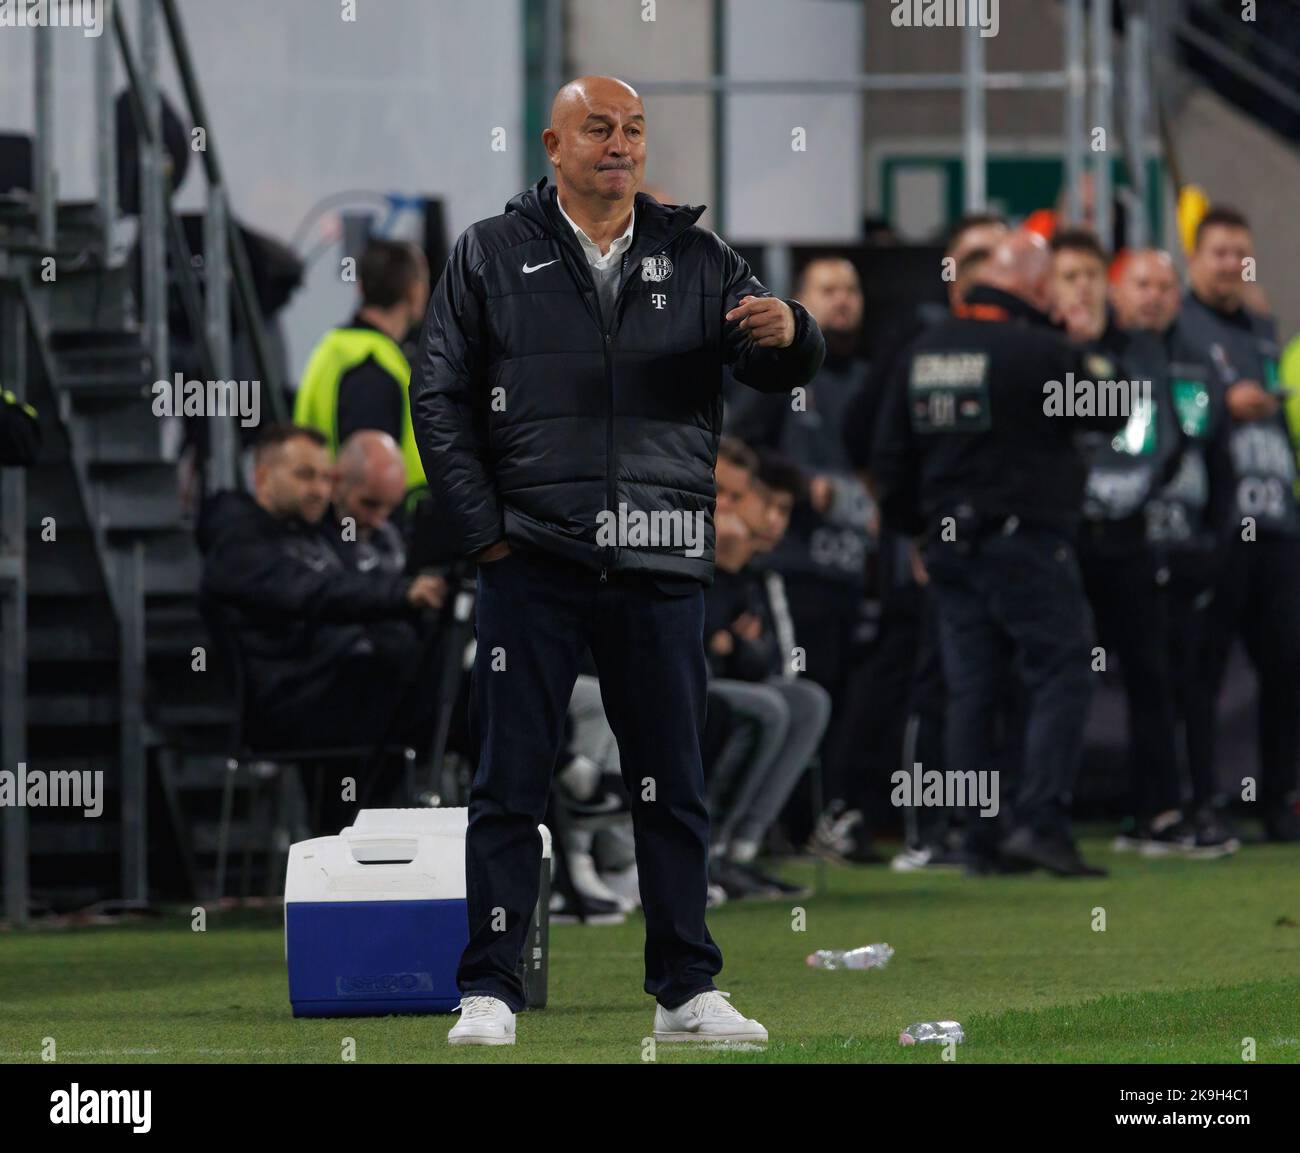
[{"x1": 1, "y1": 0, "x2": 292, "y2": 922}]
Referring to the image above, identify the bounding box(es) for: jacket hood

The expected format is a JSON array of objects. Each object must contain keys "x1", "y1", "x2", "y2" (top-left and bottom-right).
[{"x1": 507, "y1": 177, "x2": 704, "y2": 254}]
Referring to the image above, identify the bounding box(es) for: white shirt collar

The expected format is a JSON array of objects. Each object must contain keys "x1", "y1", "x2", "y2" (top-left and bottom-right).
[{"x1": 556, "y1": 194, "x2": 635, "y2": 271}]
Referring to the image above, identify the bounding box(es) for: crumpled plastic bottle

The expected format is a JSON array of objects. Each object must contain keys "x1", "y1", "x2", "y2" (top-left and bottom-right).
[
  {"x1": 805, "y1": 944, "x2": 894, "y2": 970},
  {"x1": 899, "y1": 1021, "x2": 964, "y2": 1045}
]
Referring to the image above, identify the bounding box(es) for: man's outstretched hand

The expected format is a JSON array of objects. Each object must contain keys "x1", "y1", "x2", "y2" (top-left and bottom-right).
[{"x1": 726, "y1": 295, "x2": 796, "y2": 348}]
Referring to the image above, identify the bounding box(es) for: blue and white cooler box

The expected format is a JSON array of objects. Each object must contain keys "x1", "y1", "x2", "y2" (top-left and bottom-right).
[{"x1": 285, "y1": 807, "x2": 550, "y2": 1017}]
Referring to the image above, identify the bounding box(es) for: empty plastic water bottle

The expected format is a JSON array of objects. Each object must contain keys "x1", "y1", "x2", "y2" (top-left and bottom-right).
[
  {"x1": 899, "y1": 1021, "x2": 964, "y2": 1045},
  {"x1": 805, "y1": 944, "x2": 894, "y2": 970}
]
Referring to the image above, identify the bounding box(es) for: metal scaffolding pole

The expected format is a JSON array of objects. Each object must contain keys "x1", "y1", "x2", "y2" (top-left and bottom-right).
[
  {"x1": 96, "y1": 0, "x2": 119, "y2": 261},
  {"x1": 1064, "y1": 0, "x2": 1086, "y2": 225},
  {"x1": 0, "y1": 271, "x2": 28, "y2": 928},
  {"x1": 1126, "y1": 9, "x2": 1150, "y2": 249},
  {"x1": 205, "y1": 185, "x2": 237, "y2": 492},
  {"x1": 1091, "y1": 0, "x2": 1115, "y2": 246},
  {"x1": 33, "y1": 27, "x2": 55, "y2": 250},
  {"x1": 139, "y1": 0, "x2": 168, "y2": 383},
  {"x1": 117, "y1": 541, "x2": 147, "y2": 904},
  {"x1": 963, "y1": 23, "x2": 987, "y2": 213},
  {"x1": 633, "y1": 72, "x2": 1068, "y2": 95}
]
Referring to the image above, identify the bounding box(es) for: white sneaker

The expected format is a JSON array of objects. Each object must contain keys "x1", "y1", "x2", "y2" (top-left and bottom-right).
[
  {"x1": 447, "y1": 995, "x2": 516, "y2": 1046},
  {"x1": 569, "y1": 851, "x2": 637, "y2": 912},
  {"x1": 653, "y1": 990, "x2": 767, "y2": 1044}
]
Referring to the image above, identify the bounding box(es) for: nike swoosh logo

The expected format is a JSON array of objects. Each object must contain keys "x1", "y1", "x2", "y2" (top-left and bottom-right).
[{"x1": 522, "y1": 259, "x2": 560, "y2": 274}]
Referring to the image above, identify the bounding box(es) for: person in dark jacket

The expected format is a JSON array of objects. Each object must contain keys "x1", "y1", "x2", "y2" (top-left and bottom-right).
[
  {"x1": 725, "y1": 255, "x2": 873, "y2": 854},
  {"x1": 198, "y1": 425, "x2": 445, "y2": 820},
  {"x1": 1113, "y1": 249, "x2": 1238, "y2": 853},
  {"x1": 873, "y1": 232, "x2": 1126, "y2": 877},
  {"x1": 0, "y1": 390, "x2": 40, "y2": 466},
  {"x1": 331, "y1": 430, "x2": 416, "y2": 578},
  {"x1": 1051, "y1": 229, "x2": 1195, "y2": 855},
  {"x1": 414, "y1": 76, "x2": 824, "y2": 1047},
  {"x1": 831, "y1": 220, "x2": 1007, "y2": 872},
  {"x1": 1175, "y1": 207, "x2": 1300, "y2": 843},
  {"x1": 703, "y1": 448, "x2": 827, "y2": 900}
]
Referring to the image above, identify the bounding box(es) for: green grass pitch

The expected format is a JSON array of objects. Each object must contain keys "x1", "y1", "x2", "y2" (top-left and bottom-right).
[{"x1": 3, "y1": 835, "x2": 1298, "y2": 1063}]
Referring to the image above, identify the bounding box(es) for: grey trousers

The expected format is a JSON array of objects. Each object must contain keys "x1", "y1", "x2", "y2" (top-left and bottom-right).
[{"x1": 707, "y1": 677, "x2": 831, "y2": 849}]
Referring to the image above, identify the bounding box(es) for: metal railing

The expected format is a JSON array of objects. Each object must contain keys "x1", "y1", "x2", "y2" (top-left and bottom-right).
[
  {"x1": 28, "y1": 0, "x2": 287, "y2": 480},
  {"x1": 629, "y1": 0, "x2": 1150, "y2": 244},
  {"x1": 7, "y1": 0, "x2": 289, "y2": 920},
  {"x1": 103, "y1": 0, "x2": 288, "y2": 477}
]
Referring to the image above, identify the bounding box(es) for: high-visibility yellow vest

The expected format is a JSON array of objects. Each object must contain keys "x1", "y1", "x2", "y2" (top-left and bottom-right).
[
  {"x1": 1282, "y1": 333, "x2": 1300, "y2": 499},
  {"x1": 294, "y1": 326, "x2": 426, "y2": 492}
]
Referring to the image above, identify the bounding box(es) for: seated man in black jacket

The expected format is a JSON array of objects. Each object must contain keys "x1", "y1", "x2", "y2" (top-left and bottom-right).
[
  {"x1": 332, "y1": 429, "x2": 420, "y2": 578},
  {"x1": 198, "y1": 424, "x2": 445, "y2": 814},
  {"x1": 704, "y1": 442, "x2": 828, "y2": 900}
]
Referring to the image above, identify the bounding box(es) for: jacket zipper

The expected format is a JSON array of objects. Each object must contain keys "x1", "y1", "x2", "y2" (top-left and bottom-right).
[{"x1": 548, "y1": 209, "x2": 699, "y2": 580}]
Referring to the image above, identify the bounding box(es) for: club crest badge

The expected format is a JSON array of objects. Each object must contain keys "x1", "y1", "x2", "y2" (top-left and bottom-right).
[{"x1": 641, "y1": 254, "x2": 673, "y2": 283}]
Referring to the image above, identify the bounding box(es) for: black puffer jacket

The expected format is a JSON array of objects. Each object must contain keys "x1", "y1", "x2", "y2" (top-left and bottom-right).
[
  {"x1": 197, "y1": 491, "x2": 415, "y2": 712},
  {"x1": 410, "y1": 178, "x2": 825, "y2": 583}
]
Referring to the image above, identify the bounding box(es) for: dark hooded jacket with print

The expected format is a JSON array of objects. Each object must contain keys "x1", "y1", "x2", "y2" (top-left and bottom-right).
[{"x1": 409, "y1": 177, "x2": 825, "y2": 583}]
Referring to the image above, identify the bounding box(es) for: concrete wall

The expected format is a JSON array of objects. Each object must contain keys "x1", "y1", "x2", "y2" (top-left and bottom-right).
[
  {"x1": 0, "y1": 0, "x2": 525, "y2": 379},
  {"x1": 864, "y1": 0, "x2": 1068, "y2": 139},
  {"x1": 566, "y1": 0, "x2": 862, "y2": 242},
  {"x1": 1170, "y1": 87, "x2": 1300, "y2": 342},
  {"x1": 566, "y1": 0, "x2": 715, "y2": 221}
]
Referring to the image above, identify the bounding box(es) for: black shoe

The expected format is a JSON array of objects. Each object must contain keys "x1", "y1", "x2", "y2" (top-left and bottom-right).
[
  {"x1": 549, "y1": 865, "x2": 627, "y2": 924},
  {"x1": 731, "y1": 861, "x2": 812, "y2": 898},
  {"x1": 1136, "y1": 814, "x2": 1194, "y2": 858},
  {"x1": 1000, "y1": 828, "x2": 1108, "y2": 877},
  {"x1": 1189, "y1": 809, "x2": 1240, "y2": 858},
  {"x1": 842, "y1": 825, "x2": 886, "y2": 865},
  {"x1": 962, "y1": 850, "x2": 1010, "y2": 876},
  {"x1": 710, "y1": 859, "x2": 782, "y2": 900},
  {"x1": 1263, "y1": 805, "x2": 1300, "y2": 844},
  {"x1": 549, "y1": 886, "x2": 627, "y2": 924}
]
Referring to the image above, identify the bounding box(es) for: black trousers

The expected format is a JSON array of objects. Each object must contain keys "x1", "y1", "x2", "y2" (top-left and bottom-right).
[
  {"x1": 1078, "y1": 542, "x2": 1183, "y2": 820},
  {"x1": 253, "y1": 621, "x2": 443, "y2": 832},
  {"x1": 926, "y1": 528, "x2": 1094, "y2": 840},
  {"x1": 457, "y1": 546, "x2": 722, "y2": 1013},
  {"x1": 827, "y1": 580, "x2": 946, "y2": 843},
  {"x1": 1165, "y1": 555, "x2": 1220, "y2": 811},
  {"x1": 1199, "y1": 533, "x2": 1300, "y2": 813}
]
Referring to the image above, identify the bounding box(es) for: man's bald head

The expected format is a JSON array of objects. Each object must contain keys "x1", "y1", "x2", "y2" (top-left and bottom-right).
[
  {"x1": 334, "y1": 430, "x2": 407, "y2": 538},
  {"x1": 975, "y1": 231, "x2": 1054, "y2": 314},
  {"x1": 543, "y1": 76, "x2": 645, "y2": 209},
  {"x1": 549, "y1": 76, "x2": 641, "y2": 130},
  {"x1": 1112, "y1": 248, "x2": 1180, "y2": 332}
]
